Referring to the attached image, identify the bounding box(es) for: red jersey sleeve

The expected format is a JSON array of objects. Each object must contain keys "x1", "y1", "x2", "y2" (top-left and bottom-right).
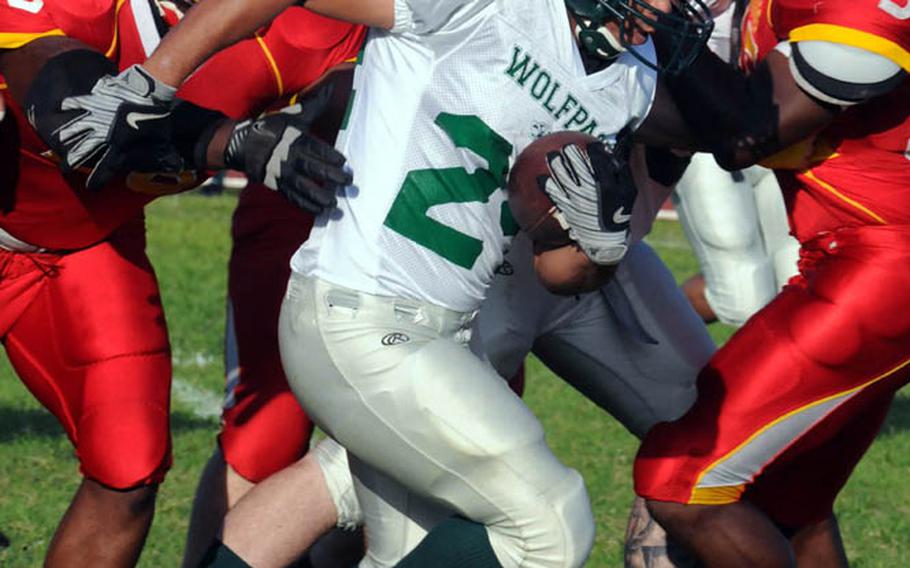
[
  {"x1": 177, "y1": 7, "x2": 365, "y2": 119},
  {"x1": 0, "y1": 0, "x2": 64, "y2": 49},
  {"x1": 262, "y1": 8, "x2": 365, "y2": 96},
  {"x1": 0, "y1": 0, "x2": 119, "y2": 54}
]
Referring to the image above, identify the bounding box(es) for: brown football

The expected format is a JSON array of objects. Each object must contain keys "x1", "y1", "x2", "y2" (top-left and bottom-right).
[{"x1": 507, "y1": 131, "x2": 599, "y2": 250}]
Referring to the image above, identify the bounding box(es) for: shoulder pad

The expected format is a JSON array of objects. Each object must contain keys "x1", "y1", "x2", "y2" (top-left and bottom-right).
[{"x1": 790, "y1": 39, "x2": 906, "y2": 106}]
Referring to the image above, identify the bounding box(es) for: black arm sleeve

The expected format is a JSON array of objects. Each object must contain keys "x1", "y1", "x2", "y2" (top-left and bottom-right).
[{"x1": 652, "y1": 31, "x2": 782, "y2": 170}]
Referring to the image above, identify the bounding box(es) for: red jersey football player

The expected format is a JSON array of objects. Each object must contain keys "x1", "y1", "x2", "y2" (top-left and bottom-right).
[
  {"x1": 0, "y1": 1, "x2": 349, "y2": 564},
  {"x1": 176, "y1": 15, "x2": 365, "y2": 568},
  {"x1": 633, "y1": 0, "x2": 910, "y2": 566}
]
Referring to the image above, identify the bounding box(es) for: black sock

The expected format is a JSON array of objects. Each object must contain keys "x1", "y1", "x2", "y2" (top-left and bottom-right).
[
  {"x1": 198, "y1": 540, "x2": 252, "y2": 568},
  {"x1": 395, "y1": 516, "x2": 501, "y2": 567}
]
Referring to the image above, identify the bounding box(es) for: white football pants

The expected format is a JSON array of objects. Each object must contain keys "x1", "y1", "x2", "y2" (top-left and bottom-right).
[
  {"x1": 673, "y1": 153, "x2": 799, "y2": 326},
  {"x1": 279, "y1": 274, "x2": 595, "y2": 568}
]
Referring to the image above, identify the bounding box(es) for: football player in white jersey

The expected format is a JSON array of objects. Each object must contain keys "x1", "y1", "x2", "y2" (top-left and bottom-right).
[
  {"x1": 280, "y1": 4, "x2": 650, "y2": 565},
  {"x1": 275, "y1": 2, "x2": 711, "y2": 567}
]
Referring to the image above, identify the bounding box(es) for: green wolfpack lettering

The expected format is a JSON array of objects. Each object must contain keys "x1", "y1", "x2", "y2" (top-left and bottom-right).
[{"x1": 505, "y1": 45, "x2": 605, "y2": 140}]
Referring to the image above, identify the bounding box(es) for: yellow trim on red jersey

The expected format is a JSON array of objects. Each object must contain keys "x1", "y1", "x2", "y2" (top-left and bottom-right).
[
  {"x1": 0, "y1": 82, "x2": 7, "y2": 90},
  {"x1": 690, "y1": 350, "x2": 910, "y2": 504},
  {"x1": 690, "y1": 484, "x2": 745, "y2": 506},
  {"x1": 802, "y1": 170, "x2": 888, "y2": 225},
  {"x1": 759, "y1": 138, "x2": 840, "y2": 170},
  {"x1": 255, "y1": 33, "x2": 284, "y2": 97},
  {"x1": 790, "y1": 24, "x2": 910, "y2": 73},
  {"x1": 0, "y1": 29, "x2": 65, "y2": 50},
  {"x1": 104, "y1": 0, "x2": 129, "y2": 58}
]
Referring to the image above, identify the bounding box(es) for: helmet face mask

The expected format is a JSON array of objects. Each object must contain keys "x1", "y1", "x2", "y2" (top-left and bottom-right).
[{"x1": 565, "y1": 0, "x2": 714, "y2": 75}]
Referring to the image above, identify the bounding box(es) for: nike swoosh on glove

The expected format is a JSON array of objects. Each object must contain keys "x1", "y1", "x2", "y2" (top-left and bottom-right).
[
  {"x1": 543, "y1": 139, "x2": 638, "y2": 265},
  {"x1": 58, "y1": 64, "x2": 181, "y2": 190},
  {"x1": 224, "y1": 88, "x2": 352, "y2": 215}
]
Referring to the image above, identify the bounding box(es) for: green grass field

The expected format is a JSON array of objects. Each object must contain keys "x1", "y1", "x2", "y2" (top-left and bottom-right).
[{"x1": 1, "y1": 192, "x2": 908, "y2": 566}]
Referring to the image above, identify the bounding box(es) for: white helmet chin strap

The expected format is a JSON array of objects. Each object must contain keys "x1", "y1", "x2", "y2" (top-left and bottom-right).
[
  {"x1": 575, "y1": 17, "x2": 626, "y2": 61},
  {"x1": 599, "y1": 23, "x2": 626, "y2": 56}
]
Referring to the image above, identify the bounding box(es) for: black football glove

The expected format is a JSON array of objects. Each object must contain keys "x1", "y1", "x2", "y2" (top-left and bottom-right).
[
  {"x1": 55, "y1": 64, "x2": 182, "y2": 190},
  {"x1": 543, "y1": 135, "x2": 637, "y2": 265},
  {"x1": 224, "y1": 92, "x2": 351, "y2": 214}
]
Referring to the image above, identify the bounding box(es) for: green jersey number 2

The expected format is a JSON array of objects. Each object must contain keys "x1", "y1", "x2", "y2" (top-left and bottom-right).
[{"x1": 383, "y1": 113, "x2": 519, "y2": 269}]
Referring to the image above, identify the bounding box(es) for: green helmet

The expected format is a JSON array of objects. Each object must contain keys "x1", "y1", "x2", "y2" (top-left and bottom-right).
[{"x1": 565, "y1": 0, "x2": 714, "y2": 74}]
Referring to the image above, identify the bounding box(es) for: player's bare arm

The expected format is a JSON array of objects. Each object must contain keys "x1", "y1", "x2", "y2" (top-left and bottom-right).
[
  {"x1": 534, "y1": 244, "x2": 618, "y2": 294},
  {"x1": 144, "y1": 0, "x2": 391, "y2": 88}
]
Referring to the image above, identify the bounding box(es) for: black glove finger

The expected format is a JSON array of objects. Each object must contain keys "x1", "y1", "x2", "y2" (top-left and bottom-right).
[
  {"x1": 295, "y1": 192, "x2": 331, "y2": 215},
  {"x1": 559, "y1": 145, "x2": 584, "y2": 187},
  {"x1": 280, "y1": 177, "x2": 336, "y2": 214},
  {"x1": 295, "y1": 153, "x2": 352, "y2": 187},
  {"x1": 56, "y1": 130, "x2": 98, "y2": 173},
  {"x1": 545, "y1": 150, "x2": 576, "y2": 196},
  {"x1": 293, "y1": 175, "x2": 337, "y2": 208},
  {"x1": 297, "y1": 134, "x2": 347, "y2": 167},
  {"x1": 290, "y1": 194, "x2": 326, "y2": 215}
]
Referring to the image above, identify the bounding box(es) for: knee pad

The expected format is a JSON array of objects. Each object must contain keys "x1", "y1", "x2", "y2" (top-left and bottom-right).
[
  {"x1": 677, "y1": 187, "x2": 761, "y2": 252},
  {"x1": 771, "y1": 241, "x2": 800, "y2": 289},
  {"x1": 494, "y1": 468, "x2": 594, "y2": 568},
  {"x1": 674, "y1": 160, "x2": 778, "y2": 325},
  {"x1": 220, "y1": 390, "x2": 313, "y2": 482},
  {"x1": 78, "y1": 400, "x2": 171, "y2": 489},
  {"x1": 703, "y1": 255, "x2": 777, "y2": 326},
  {"x1": 313, "y1": 437, "x2": 362, "y2": 530},
  {"x1": 546, "y1": 469, "x2": 596, "y2": 568}
]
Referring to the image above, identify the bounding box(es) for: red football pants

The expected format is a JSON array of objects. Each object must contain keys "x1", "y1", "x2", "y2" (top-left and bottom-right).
[
  {"x1": 635, "y1": 224, "x2": 910, "y2": 528},
  {"x1": 219, "y1": 184, "x2": 316, "y2": 482},
  {"x1": 1, "y1": 220, "x2": 172, "y2": 489}
]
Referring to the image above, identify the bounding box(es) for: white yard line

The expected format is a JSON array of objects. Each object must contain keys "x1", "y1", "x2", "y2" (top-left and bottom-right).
[
  {"x1": 172, "y1": 377, "x2": 223, "y2": 420},
  {"x1": 170, "y1": 351, "x2": 223, "y2": 420},
  {"x1": 655, "y1": 209, "x2": 679, "y2": 222}
]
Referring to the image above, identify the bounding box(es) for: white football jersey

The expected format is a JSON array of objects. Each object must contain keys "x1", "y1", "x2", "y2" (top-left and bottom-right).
[{"x1": 292, "y1": 0, "x2": 657, "y2": 312}]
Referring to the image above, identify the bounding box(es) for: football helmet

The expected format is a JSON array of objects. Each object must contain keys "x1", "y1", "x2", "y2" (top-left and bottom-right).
[{"x1": 565, "y1": 0, "x2": 714, "y2": 74}]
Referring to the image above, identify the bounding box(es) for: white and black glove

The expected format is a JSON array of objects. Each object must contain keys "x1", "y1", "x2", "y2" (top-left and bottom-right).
[
  {"x1": 224, "y1": 98, "x2": 351, "y2": 215},
  {"x1": 54, "y1": 64, "x2": 181, "y2": 190},
  {"x1": 544, "y1": 139, "x2": 637, "y2": 265}
]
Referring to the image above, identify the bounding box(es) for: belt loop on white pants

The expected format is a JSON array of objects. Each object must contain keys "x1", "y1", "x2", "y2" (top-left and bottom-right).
[{"x1": 289, "y1": 272, "x2": 477, "y2": 340}]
